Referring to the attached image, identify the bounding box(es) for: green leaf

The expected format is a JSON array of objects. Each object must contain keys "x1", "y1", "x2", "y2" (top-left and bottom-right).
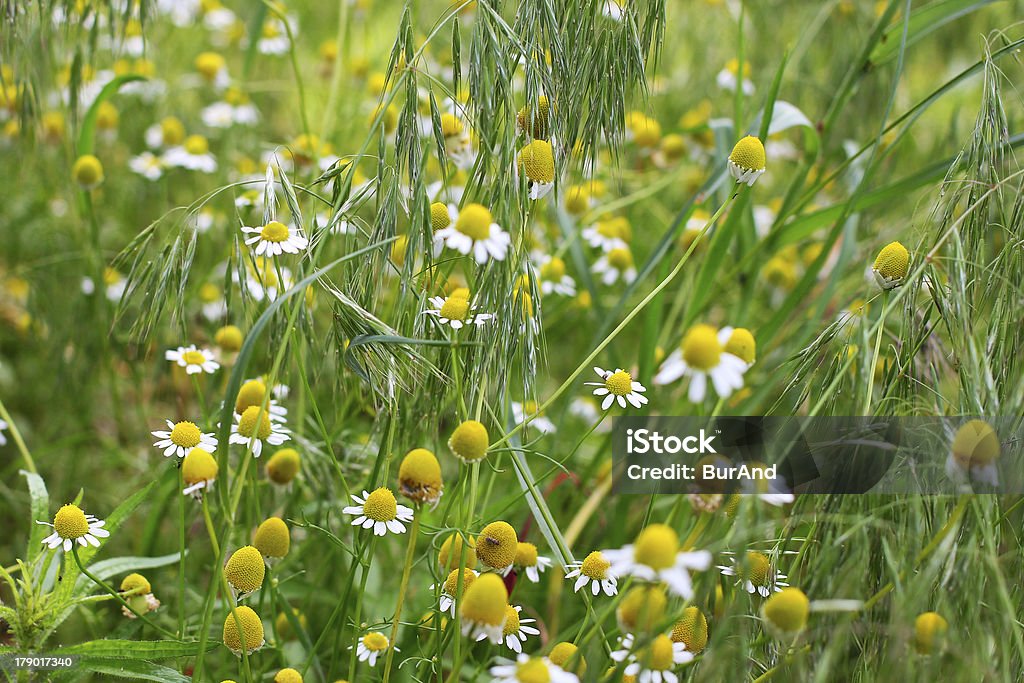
[
  {"x1": 64, "y1": 659, "x2": 191, "y2": 682},
  {"x1": 869, "y1": 0, "x2": 997, "y2": 66},
  {"x1": 22, "y1": 470, "x2": 49, "y2": 562},
  {"x1": 76, "y1": 75, "x2": 146, "y2": 157},
  {"x1": 55, "y1": 639, "x2": 216, "y2": 660}
]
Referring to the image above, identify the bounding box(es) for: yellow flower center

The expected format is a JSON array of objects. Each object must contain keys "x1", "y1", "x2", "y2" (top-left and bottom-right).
[
  {"x1": 564, "y1": 186, "x2": 590, "y2": 215},
  {"x1": 502, "y1": 604, "x2": 521, "y2": 636},
  {"x1": 742, "y1": 551, "x2": 771, "y2": 586},
  {"x1": 517, "y1": 140, "x2": 555, "y2": 183},
  {"x1": 53, "y1": 504, "x2": 89, "y2": 539},
  {"x1": 182, "y1": 447, "x2": 218, "y2": 484},
  {"x1": 120, "y1": 572, "x2": 151, "y2": 595},
  {"x1": 253, "y1": 517, "x2": 290, "y2": 558},
  {"x1": 728, "y1": 135, "x2": 766, "y2": 171},
  {"x1": 170, "y1": 421, "x2": 203, "y2": 448},
  {"x1": 604, "y1": 370, "x2": 633, "y2": 396},
  {"x1": 235, "y1": 380, "x2": 267, "y2": 414},
  {"x1": 460, "y1": 573, "x2": 509, "y2": 626},
  {"x1": 442, "y1": 568, "x2": 476, "y2": 597},
  {"x1": 550, "y1": 642, "x2": 586, "y2": 675},
  {"x1": 477, "y1": 521, "x2": 518, "y2": 569},
  {"x1": 515, "y1": 542, "x2": 539, "y2": 567},
  {"x1": 617, "y1": 586, "x2": 668, "y2": 634},
  {"x1": 449, "y1": 420, "x2": 490, "y2": 462},
  {"x1": 261, "y1": 221, "x2": 290, "y2": 243},
  {"x1": 184, "y1": 134, "x2": 209, "y2": 156},
  {"x1": 455, "y1": 203, "x2": 493, "y2": 241},
  {"x1": 873, "y1": 241, "x2": 910, "y2": 280},
  {"x1": 72, "y1": 154, "x2": 104, "y2": 187},
  {"x1": 430, "y1": 202, "x2": 452, "y2": 232},
  {"x1": 182, "y1": 350, "x2": 207, "y2": 366},
  {"x1": 224, "y1": 545, "x2": 266, "y2": 593},
  {"x1": 440, "y1": 113, "x2": 464, "y2": 138},
  {"x1": 580, "y1": 551, "x2": 610, "y2": 579},
  {"x1": 607, "y1": 247, "x2": 633, "y2": 271},
  {"x1": 682, "y1": 324, "x2": 722, "y2": 371},
  {"x1": 439, "y1": 296, "x2": 470, "y2": 321},
  {"x1": 237, "y1": 406, "x2": 272, "y2": 440},
  {"x1": 763, "y1": 587, "x2": 809, "y2": 633},
  {"x1": 632, "y1": 524, "x2": 679, "y2": 570},
  {"x1": 914, "y1": 612, "x2": 948, "y2": 654},
  {"x1": 363, "y1": 487, "x2": 398, "y2": 522},
  {"x1": 952, "y1": 419, "x2": 1000, "y2": 468},
  {"x1": 724, "y1": 328, "x2": 756, "y2": 364},
  {"x1": 540, "y1": 257, "x2": 566, "y2": 281},
  {"x1": 642, "y1": 635, "x2": 676, "y2": 671},
  {"x1": 439, "y1": 534, "x2": 477, "y2": 571},
  {"x1": 517, "y1": 95, "x2": 551, "y2": 138},
  {"x1": 216, "y1": 325, "x2": 244, "y2": 352},
  {"x1": 195, "y1": 52, "x2": 225, "y2": 80},
  {"x1": 362, "y1": 632, "x2": 389, "y2": 651},
  {"x1": 515, "y1": 658, "x2": 550, "y2": 683},
  {"x1": 267, "y1": 448, "x2": 301, "y2": 484},
  {"x1": 223, "y1": 605, "x2": 264, "y2": 654},
  {"x1": 671, "y1": 606, "x2": 708, "y2": 654}
]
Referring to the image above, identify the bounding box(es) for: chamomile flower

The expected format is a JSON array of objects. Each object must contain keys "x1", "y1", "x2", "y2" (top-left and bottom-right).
[
  {"x1": 398, "y1": 447, "x2": 444, "y2": 505},
  {"x1": 152, "y1": 419, "x2": 218, "y2": 458},
  {"x1": 653, "y1": 324, "x2": 747, "y2": 403},
  {"x1": 507, "y1": 542, "x2": 553, "y2": 583},
  {"x1": 0, "y1": 418, "x2": 7, "y2": 446},
  {"x1": 761, "y1": 587, "x2": 809, "y2": 638},
  {"x1": 716, "y1": 58, "x2": 755, "y2": 95},
  {"x1": 476, "y1": 521, "x2": 518, "y2": 572},
  {"x1": 343, "y1": 487, "x2": 414, "y2": 536},
  {"x1": 479, "y1": 604, "x2": 540, "y2": 653},
  {"x1": 603, "y1": 524, "x2": 712, "y2": 599},
  {"x1": 258, "y1": 18, "x2": 292, "y2": 55},
  {"x1": 224, "y1": 545, "x2": 265, "y2": 598},
  {"x1": 424, "y1": 293, "x2": 494, "y2": 330},
  {"x1": 201, "y1": 87, "x2": 259, "y2": 128},
  {"x1": 717, "y1": 551, "x2": 790, "y2": 597},
  {"x1": 946, "y1": 419, "x2": 1000, "y2": 487},
  {"x1": 165, "y1": 344, "x2": 219, "y2": 375},
  {"x1": 583, "y1": 216, "x2": 632, "y2": 251},
  {"x1": 223, "y1": 606, "x2": 265, "y2": 656},
  {"x1": 592, "y1": 246, "x2": 637, "y2": 285},
  {"x1": 511, "y1": 400, "x2": 557, "y2": 434},
  {"x1": 436, "y1": 568, "x2": 477, "y2": 615},
  {"x1": 460, "y1": 572, "x2": 509, "y2": 644},
  {"x1": 610, "y1": 633, "x2": 693, "y2": 682},
  {"x1": 228, "y1": 405, "x2": 290, "y2": 457},
  {"x1": 434, "y1": 203, "x2": 511, "y2": 264},
  {"x1": 354, "y1": 632, "x2": 396, "y2": 667},
  {"x1": 728, "y1": 135, "x2": 766, "y2": 186},
  {"x1": 181, "y1": 447, "x2": 218, "y2": 499},
  {"x1": 164, "y1": 134, "x2": 218, "y2": 173},
  {"x1": 233, "y1": 378, "x2": 288, "y2": 423},
  {"x1": 914, "y1": 612, "x2": 948, "y2": 655},
  {"x1": 490, "y1": 655, "x2": 580, "y2": 683},
  {"x1": 39, "y1": 504, "x2": 110, "y2": 551},
  {"x1": 241, "y1": 221, "x2": 309, "y2": 257},
  {"x1": 565, "y1": 550, "x2": 619, "y2": 596},
  {"x1": 586, "y1": 366, "x2": 648, "y2": 410},
  {"x1": 872, "y1": 241, "x2": 910, "y2": 290},
  {"x1": 516, "y1": 139, "x2": 556, "y2": 200},
  {"x1": 536, "y1": 254, "x2": 576, "y2": 296},
  {"x1": 119, "y1": 573, "x2": 160, "y2": 618}
]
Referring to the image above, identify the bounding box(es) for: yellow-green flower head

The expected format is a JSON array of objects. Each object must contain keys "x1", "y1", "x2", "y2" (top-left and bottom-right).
[
  {"x1": 671, "y1": 606, "x2": 709, "y2": 654},
  {"x1": 253, "y1": 517, "x2": 290, "y2": 559},
  {"x1": 224, "y1": 545, "x2": 266, "y2": 594},
  {"x1": 223, "y1": 605, "x2": 265, "y2": 655},
  {"x1": 431, "y1": 202, "x2": 453, "y2": 232},
  {"x1": 660, "y1": 133, "x2": 687, "y2": 162},
  {"x1": 266, "y1": 448, "x2": 301, "y2": 484},
  {"x1": 53, "y1": 504, "x2": 89, "y2": 540},
  {"x1": 477, "y1": 521, "x2": 518, "y2": 570},
  {"x1": 872, "y1": 241, "x2": 910, "y2": 289},
  {"x1": 724, "y1": 327, "x2": 756, "y2": 365},
  {"x1": 274, "y1": 668, "x2": 303, "y2": 683},
  {"x1": 549, "y1": 641, "x2": 586, "y2": 675},
  {"x1": 448, "y1": 420, "x2": 489, "y2": 462},
  {"x1": 398, "y1": 447, "x2": 444, "y2": 505},
  {"x1": 761, "y1": 587, "x2": 809, "y2": 636},
  {"x1": 440, "y1": 112, "x2": 464, "y2": 139},
  {"x1": 564, "y1": 185, "x2": 591, "y2": 215},
  {"x1": 120, "y1": 573, "x2": 151, "y2": 596},
  {"x1": 182, "y1": 447, "x2": 218, "y2": 486},
  {"x1": 728, "y1": 135, "x2": 766, "y2": 186},
  {"x1": 631, "y1": 115, "x2": 662, "y2": 148},
  {"x1": 274, "y1": 608, "x2": 308, "y2": 641},
  {"x1": 438, "y1": 533, "x2": 477, "y2": 571},
  {"x1": 914, "y1": 611, "x2": 948, "y2": 655},
  {"x1": 72, "y1": 154, "x2": 104, "y2": 189},
  {"x1": 195, "y1": 51, "x2": 226, "y2": 82},
  {"x1": 235, "y1": 379, "x2": 268, "y2": 414},
  {"x1": 442, "y1": 567, "x2": 477, "y2": 600},
  {"x1": 215, "y1": 325, "x2": 244, "y2": 353},
  {"x1": 517, "y1": 95, "x2": 551, "y2": 139},
  {"x1": 370, "y1": 103, "x2": 398, "y2": 134},
  {"x1": 517, "y1": 139, "x2": 556, "y2": 184},
  {"x1": 951, "y1": 419, "x2": 1000, "y2": 469},
  {"x1": 617, "y1": 585, "x2": 668, "y2": 634},
  {"x1": 454, "y1": 203, "x2": 494, "y2": 241},
  {"x1": 459, "y1": 572, "x2": 509, "y2": 643}
]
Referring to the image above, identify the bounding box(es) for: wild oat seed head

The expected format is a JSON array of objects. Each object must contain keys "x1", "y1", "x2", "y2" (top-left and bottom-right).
[
  {"x1": 266, "y1": 448, "x2": 301, "y2": 484},
  {"x1": 253, "y1": 517, "x2": 290, "y2": 558},
  {"x1": 182, "y1": 447, "x2": 218, "y2": 485},
  {"x1": 53, "y1": 504, "x2": 89, "y2": 539},
  {"x1": 223, "y1": 605, "x2": 264, "y2": 655},
  {"x1": 682, "y1": 324, "x2": 722, "y2": 371},
  {"x1": 449, "y1": 420, "x2": 489, "y2": 461},
  {"x1": 477, "y1": 521, "x2": 518, "y2": 569},
  {"x1": 671, "y1": 606, "x2": 708, "y2": 653},
  {"x1": 459, "y1": 573, "x2": 508, "y2": 626},
  {"x1": 762, "y1": 587, "x2": 809, "y2": 634},
  {"x1": 224, "y1": 545, "x2": 266, "y2": 593},
  {"x1": 398, "y1": 447, "x2": 443, "y2": 504}
]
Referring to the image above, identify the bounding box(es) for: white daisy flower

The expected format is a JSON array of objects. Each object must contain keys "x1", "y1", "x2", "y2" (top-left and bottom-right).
[
  {"x1": 565, "y1": 550, "x2": 619, "y2": 596},
  {"x1": 241, "y1": 221, "x2": 309, "y2": 257},
  {"x1": 434, "y1": 568, "x2": 479, "y2": 616},
  {"x1": 511, "y1": 401, "x2": 556, "y2": 434},
  {"x1": 581, "y1": 216, "x2": 631, "y2": 251},
  {"x1": 653, "y1": 324, "x2": 748, "y2": 403},
  {"x1": 717, "y1": 551, "x2": 790, "y2": 597},
  {"x1": 535, "y1": 254, "x2": 576, "y2": 296},
  {"x1": 342, "y1": 488, "x2": 414, "y2": 536},
  {"x1": 0, "y1": 418, "x2": 7, "y2": 446},
  {"x1": 610, "y1": 633, "x2": 693, "y2": 683},
  {"x1": 163, "y1": 135, "x2": 217, "y2": 173},
  {"x1": 592, "y1": 246, "x2": 637, "y2": 285},
  {"x1": 585, "y1": 366, "x2": 648, "y2": 410},
  {"x1": 423, "y1": 294, "x2": 494, "y2": 330},
  {"x1": 716, "y1": 59, "x2": 754, "y2": 95},
  {"x1": 129, "y1": 152, "x2": 164, "y2": 180},
  {"x1": 477, "y1": 605, "x2": 540, "y2": 654},
  {"x1": 433, "y1": 202, "x2": 511, "y2": 264},
  {"x1": 165, "y1": 345, "x2": 219, "y2": 375},
  {"x1": 353, "y1": 632, "x2": 396, "y2": 668},
  {"x1": 228, "y1": 405, "x2": 290, "y2": 457},
  {"x1": 506, "y1": 542, "x2": 553, "y2": 583},
  {"x1": 38, "y1": 504, "x2": 110, "y2": 552},
  {"x1": 490, "y1": 655, "x2": 580, "y2": 683},
  {"x1": 516, "y1": 140, "x2": 556, "y2": 200},
  {"x1": 603, "y1": 524, "x2": 711, "y2": 599},
  {"x1": 257, "y1": 18, "x2": 291, "y2": 55},
  {"x1": 151, "y1": 419, "x2": 218, "y2": 458}
]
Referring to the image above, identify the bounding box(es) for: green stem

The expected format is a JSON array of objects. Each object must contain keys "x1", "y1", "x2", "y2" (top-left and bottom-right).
[
  {"x1": 382, "y1": 513, "x2": 421, "y2": 683},
  {"x1": 0, "y1": 399, "x2": 36, "y2": 474},
  {"x1": 862, "y1": 292, "x2": 889, "y2": 415}
]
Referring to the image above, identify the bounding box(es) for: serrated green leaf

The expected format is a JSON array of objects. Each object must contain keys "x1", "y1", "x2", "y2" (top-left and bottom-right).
[
  {"x1": 22, "y1": 470, "x2": 49, "y2": 562},
  {"x1": 55, "y1": 639, "x2": 216, "y2": 660},
  {"x1": 66, "y1": 658, "x2": 191, "y2": 682}
]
